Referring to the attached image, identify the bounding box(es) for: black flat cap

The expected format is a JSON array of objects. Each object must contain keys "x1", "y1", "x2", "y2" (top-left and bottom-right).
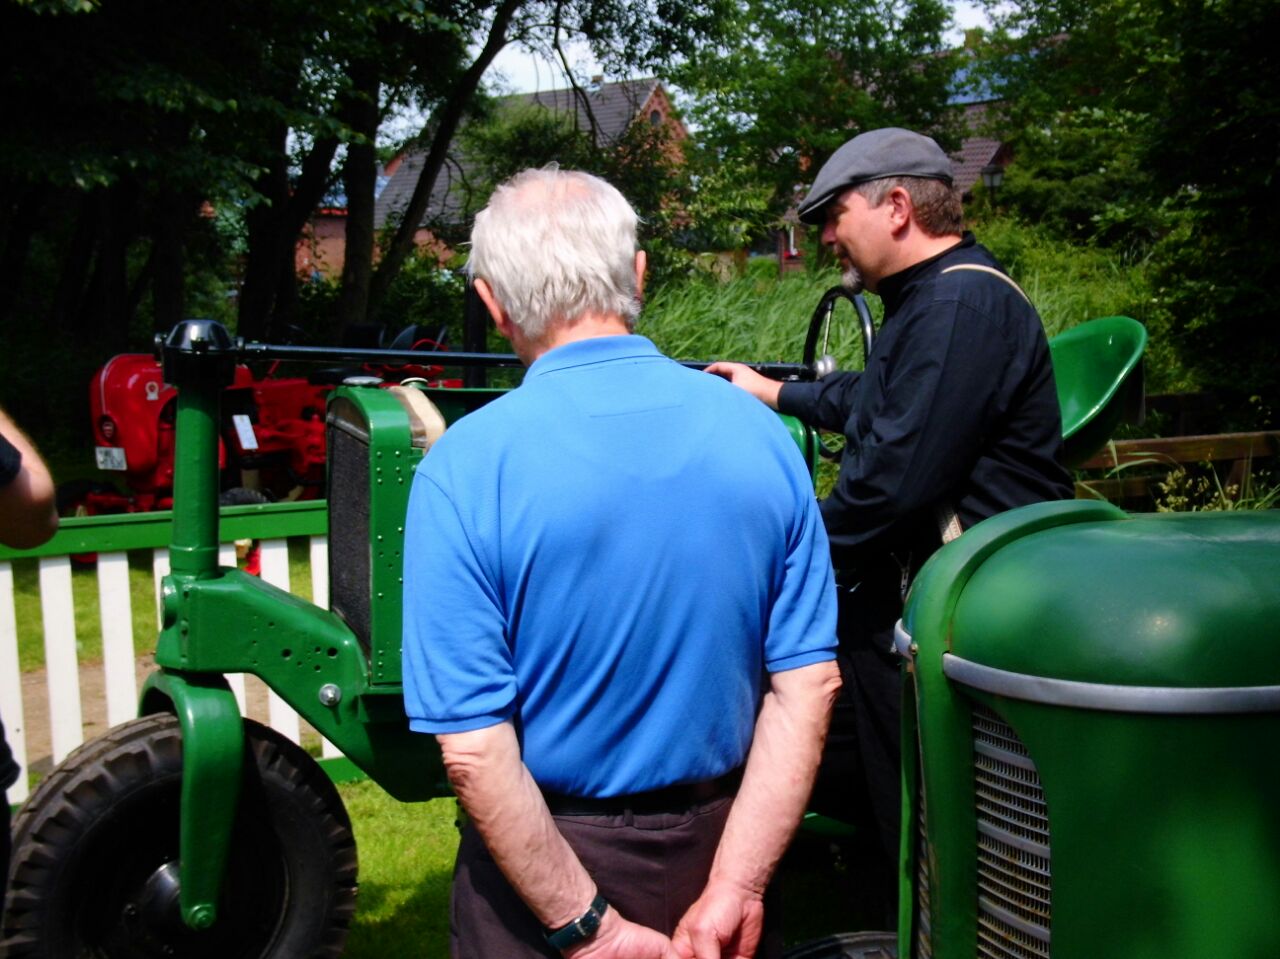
[{"x1": 797, "y1": 128, "x2": 954, "y2": 225}]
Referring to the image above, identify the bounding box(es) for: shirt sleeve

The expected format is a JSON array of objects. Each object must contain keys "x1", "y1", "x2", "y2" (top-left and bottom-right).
[
  {"x1": 763, "y1": 455, "x2": 838, "y2": 672},
  {"x1": 0, "y1": 434, "x2": 20, "y2": 488},
  {"x1": 401, "y1": 469, "x2": 517, "y2": 734},
  {"x1": 821, "y1": 302, "x2": 1010, "y2": 550},
  {"x1": 778, "y1": 372, "x2": 862, "y2": 434}
]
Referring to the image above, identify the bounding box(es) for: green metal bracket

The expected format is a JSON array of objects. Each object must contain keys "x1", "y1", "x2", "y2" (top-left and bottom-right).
[
  {"x1": 139, "y1": 669, "x2": 244, "y2": 931},
  {"x1": 155, "y1": 565, "x2": 449, "y2": 801}
]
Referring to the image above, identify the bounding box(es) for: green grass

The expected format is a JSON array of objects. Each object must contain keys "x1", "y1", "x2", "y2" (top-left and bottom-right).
[
  {"x1": 7, "y1": 551, "x2": 160, "y2": 672},
  {"x1": 340, "y1": 786, "x2": 458, "y2": 959}
]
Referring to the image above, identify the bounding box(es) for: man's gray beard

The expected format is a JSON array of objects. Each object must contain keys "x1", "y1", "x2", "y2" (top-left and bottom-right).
[{"x1": 841, "y1": 266, "x2": 864, "y2": 294}]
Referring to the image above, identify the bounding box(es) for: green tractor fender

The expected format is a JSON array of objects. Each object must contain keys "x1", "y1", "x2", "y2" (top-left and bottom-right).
[{"x1": 138, "y1": 670, "x2": 244, "y2": 930}]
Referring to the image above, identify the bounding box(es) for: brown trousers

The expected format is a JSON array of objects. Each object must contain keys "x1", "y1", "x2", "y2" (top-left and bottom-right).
[{"x1": 449, "y1": 795, "x2": 783, "y2": 958}]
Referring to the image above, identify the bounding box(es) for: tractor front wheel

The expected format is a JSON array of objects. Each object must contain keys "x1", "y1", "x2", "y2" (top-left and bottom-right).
[{"x1": 2, "y1": 713, "x2": 357, "y2": 958}]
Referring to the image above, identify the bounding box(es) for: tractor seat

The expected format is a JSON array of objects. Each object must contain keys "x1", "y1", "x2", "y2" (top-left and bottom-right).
[{"x1": 1048, "y1": 316, "x2": 1148, "y2": 468}]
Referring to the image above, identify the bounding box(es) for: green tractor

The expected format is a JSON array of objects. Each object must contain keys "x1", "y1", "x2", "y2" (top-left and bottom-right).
[
  {"x1": 1, "y1": 317, "x2": 817, "y2": 957},
  {"x1": 9, "y1": 309, "x2": 1273, "y2": 959}
]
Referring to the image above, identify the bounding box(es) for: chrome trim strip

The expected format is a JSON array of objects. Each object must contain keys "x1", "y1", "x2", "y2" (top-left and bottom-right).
[
  {"x1": 326, "y1": 412, "x2": 370, "y2": 444},
  {"x1": 944, "y1": 654, "x2": 1280, "y2": 714}
]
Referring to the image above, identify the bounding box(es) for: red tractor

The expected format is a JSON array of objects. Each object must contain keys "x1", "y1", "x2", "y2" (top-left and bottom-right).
[
  {"x1": 82, "y1": 353, "x2": 329, "y2": 514},
  {"x1": 68, "y1": 326, "x2": 459, "y2": 520}
]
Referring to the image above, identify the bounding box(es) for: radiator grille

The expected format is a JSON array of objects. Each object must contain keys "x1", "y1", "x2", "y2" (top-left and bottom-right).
[
  {"x1": 915, "y1": 766, "x2": 932, "y2": 959},
  {"x1": 972, "y1": 705, "x2": 1050, "y2": 959},
  {"x1": 327, "y1": 401, "x2": 372, "y2": 650}
]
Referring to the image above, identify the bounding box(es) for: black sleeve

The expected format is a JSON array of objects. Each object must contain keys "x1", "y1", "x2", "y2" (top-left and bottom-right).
[
  {"x1": 820, "y1": 301, "x2": 1010, "y2": 551},
  {"x1": 0, "y1": 433, "x2": 20, "y2": 489},
  {"x1": 777, "y1": 371, "x2": 862, "y2": 434}
]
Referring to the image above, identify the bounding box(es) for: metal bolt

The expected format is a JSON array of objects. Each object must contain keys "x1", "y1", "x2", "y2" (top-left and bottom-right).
[
  {"x1": 318, "y1": 684, "x2": 342, "y2": 706},
  {"x1": 186, "y1": 904, "x2": 216, "y2": 930}
]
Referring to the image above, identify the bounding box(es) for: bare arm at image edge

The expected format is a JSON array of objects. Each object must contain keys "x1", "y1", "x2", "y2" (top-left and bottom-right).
[
  {"x1": 672, "y1": 659, "x2": 842, "y2": 959},
  {"x1": 439, "y1": 722, "x2": 679, "y2": 959},
  {"x1": 0, "y1": 407, "x2": 59, "y2": 550}
]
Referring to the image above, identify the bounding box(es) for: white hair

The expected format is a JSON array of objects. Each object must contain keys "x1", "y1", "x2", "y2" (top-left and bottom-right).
[{"x1": 468, "y1": 167, "x2": 641, "y2": 339}]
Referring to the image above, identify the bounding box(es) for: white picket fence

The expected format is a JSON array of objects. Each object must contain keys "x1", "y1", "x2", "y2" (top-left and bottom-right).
[{"x1": 0, "y1": 529, "x2": 340, "y2": 805}]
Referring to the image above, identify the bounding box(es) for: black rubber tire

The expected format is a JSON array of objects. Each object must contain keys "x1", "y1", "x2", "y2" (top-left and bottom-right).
[
  {"x1": 218, "y1": 486, "x2": 272, "y2": 507},
  {"x1": 2, "y1": 713, "x2": 358, "y2": 958},
  {"x1": 219, "y1": 488, "x2": 270, "y2": 573},
  {"x1": 783, "y1": 931, "x2": 898, "y2": 959}
]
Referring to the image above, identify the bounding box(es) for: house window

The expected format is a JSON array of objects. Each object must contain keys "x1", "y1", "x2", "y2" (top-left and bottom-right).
[{"x1": 649, "y1": 109, "x2": 663, "y2": 126}]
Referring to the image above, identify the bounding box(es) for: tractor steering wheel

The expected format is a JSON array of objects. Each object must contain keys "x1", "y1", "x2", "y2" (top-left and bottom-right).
[{"x1": 802, "y1": 287, "x2": 876, "y2": 460}]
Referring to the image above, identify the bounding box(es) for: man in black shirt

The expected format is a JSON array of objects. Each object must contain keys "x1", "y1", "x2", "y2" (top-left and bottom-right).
[
  {"x1": 708, "y1": 128, "x2": 1073, "y2": 908},
  {"x1": 0, "y1": 406, "x2": 60, "y2": 904}
]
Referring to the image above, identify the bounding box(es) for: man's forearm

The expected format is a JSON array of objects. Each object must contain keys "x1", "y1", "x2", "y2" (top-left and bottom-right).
[
  {"x1": 0, "y1": 406, "x2": 59, "y2": 550},
  {"x1": 439, "y1": 722, "x2": 597, "y2": 930},
  {"x1": 708, "y1": 659, "x2": 842, "y2": 895}
]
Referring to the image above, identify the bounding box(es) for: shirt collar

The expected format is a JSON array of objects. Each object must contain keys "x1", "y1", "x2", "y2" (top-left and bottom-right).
[
  {"x1": 527, "y1": 334, "x2": 664, "y2": 377},
  {"x1": 876, "y1": 232, "x2": 974, "y2": 313}
]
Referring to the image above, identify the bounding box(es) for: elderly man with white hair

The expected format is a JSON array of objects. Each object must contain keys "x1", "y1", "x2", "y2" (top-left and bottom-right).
[{"x1": 401, "y1": 167, "x2": 841, "y2": 959}]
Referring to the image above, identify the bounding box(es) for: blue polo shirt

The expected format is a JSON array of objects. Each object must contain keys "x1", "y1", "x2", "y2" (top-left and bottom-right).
[{"x1": 402, "y1": 335, "x2": 836, "y2": 798}]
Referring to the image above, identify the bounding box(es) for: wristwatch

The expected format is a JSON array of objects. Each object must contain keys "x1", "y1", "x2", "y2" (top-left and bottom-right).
[{"x1": 545, "y1": 893, "x2": 609, "y2": 951}]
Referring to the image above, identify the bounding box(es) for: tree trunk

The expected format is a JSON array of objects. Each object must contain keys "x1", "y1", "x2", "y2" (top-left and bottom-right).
[
  {"x1": 270, "y1": 133, "x2": 340, "y2": 339},
  {"x1": 78, "y1": 181, "x2": 133, "y2": 342},
  {"x1": 368, "y1": 0, "x2": 523, "y2": 314},
  {"x1": 238, "y1": 121, "x2": 340, "y2": 343},
  {"x1": 335, "y1": 61, "x2": 381, "y2": 340},
  {"x1": 0, "y1": 185, "x2": 47, "y2": 328},
  {"x1": 150, "y1": 187, "x2": 188, "y2": 338},
  {"x1": 50, "y1": 192, "x2": 101, "y2": 334},
  {"x1": 237, "y1": 133, "x2": 291, "y2": 342}
]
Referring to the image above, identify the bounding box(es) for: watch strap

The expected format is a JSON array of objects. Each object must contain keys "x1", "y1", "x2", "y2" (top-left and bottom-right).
[{"x1": 545, "y1": 893, "x2": 608, "y2": 951}]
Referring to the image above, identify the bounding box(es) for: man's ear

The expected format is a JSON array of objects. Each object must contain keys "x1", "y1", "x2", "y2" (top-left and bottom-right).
[
  {"x1": 634, "y1": 250, "x2": 648, "y2": 304},
  {"x1": 474, "y1": 277, "x2": 515, "y2": 341},
  {"x1": 885, "y1": 186, "x2": 914, "y2": 233}
]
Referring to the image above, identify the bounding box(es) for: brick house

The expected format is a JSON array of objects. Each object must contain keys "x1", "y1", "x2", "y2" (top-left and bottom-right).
[{"x1": 297, "y1": 78, "x2": 685, "y2": 280}]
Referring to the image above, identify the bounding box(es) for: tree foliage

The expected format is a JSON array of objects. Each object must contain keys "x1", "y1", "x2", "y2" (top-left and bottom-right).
[
  {"x1": 0, "y1": 0, "x2": 731, "y2": 439},
  {"x1": 670, "y1": 0, "x2": 959, "y2": 214},
  {"x1": 973, "y1": 0, "x2": 1279, "y2": 416},
  {"x1": 451, "y1": 94, "x2": 778, "y2": 287}
]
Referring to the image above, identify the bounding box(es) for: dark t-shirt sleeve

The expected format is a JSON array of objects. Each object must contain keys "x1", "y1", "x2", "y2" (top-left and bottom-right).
[
  {"x1": 0, "y1": 433, "x2": 20, "y2": 488},
  {"x1": 0, "y1": 433, "x2": 23, "y2": 788}
]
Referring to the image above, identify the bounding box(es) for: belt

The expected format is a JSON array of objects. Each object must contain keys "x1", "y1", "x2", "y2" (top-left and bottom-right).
[{"x1": 541, "y1": 768, "x2": 742, "y2": 817}]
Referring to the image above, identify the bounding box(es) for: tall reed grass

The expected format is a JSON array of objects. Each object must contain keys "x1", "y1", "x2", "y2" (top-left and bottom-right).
[
  {"x1": 640, "y1": 220, "x2": 1152, "y2": 372},
  {"x1": 639, "y1": 262, "x2": 873, "y2": 369}
]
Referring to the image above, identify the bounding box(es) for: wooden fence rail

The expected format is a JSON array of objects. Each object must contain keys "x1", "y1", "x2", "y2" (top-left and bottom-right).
[
  {"x1": 0, "y1": 501, "x2": 333, "y2": 804},
  {"x1": 1076, "y1": 430, "x2": 1280, "y2": 505}
]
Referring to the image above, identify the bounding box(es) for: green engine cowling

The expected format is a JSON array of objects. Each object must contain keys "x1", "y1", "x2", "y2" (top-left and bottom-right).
[{"x1": 899, "y1": 502, "x2": 1280, "y2": 959}]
